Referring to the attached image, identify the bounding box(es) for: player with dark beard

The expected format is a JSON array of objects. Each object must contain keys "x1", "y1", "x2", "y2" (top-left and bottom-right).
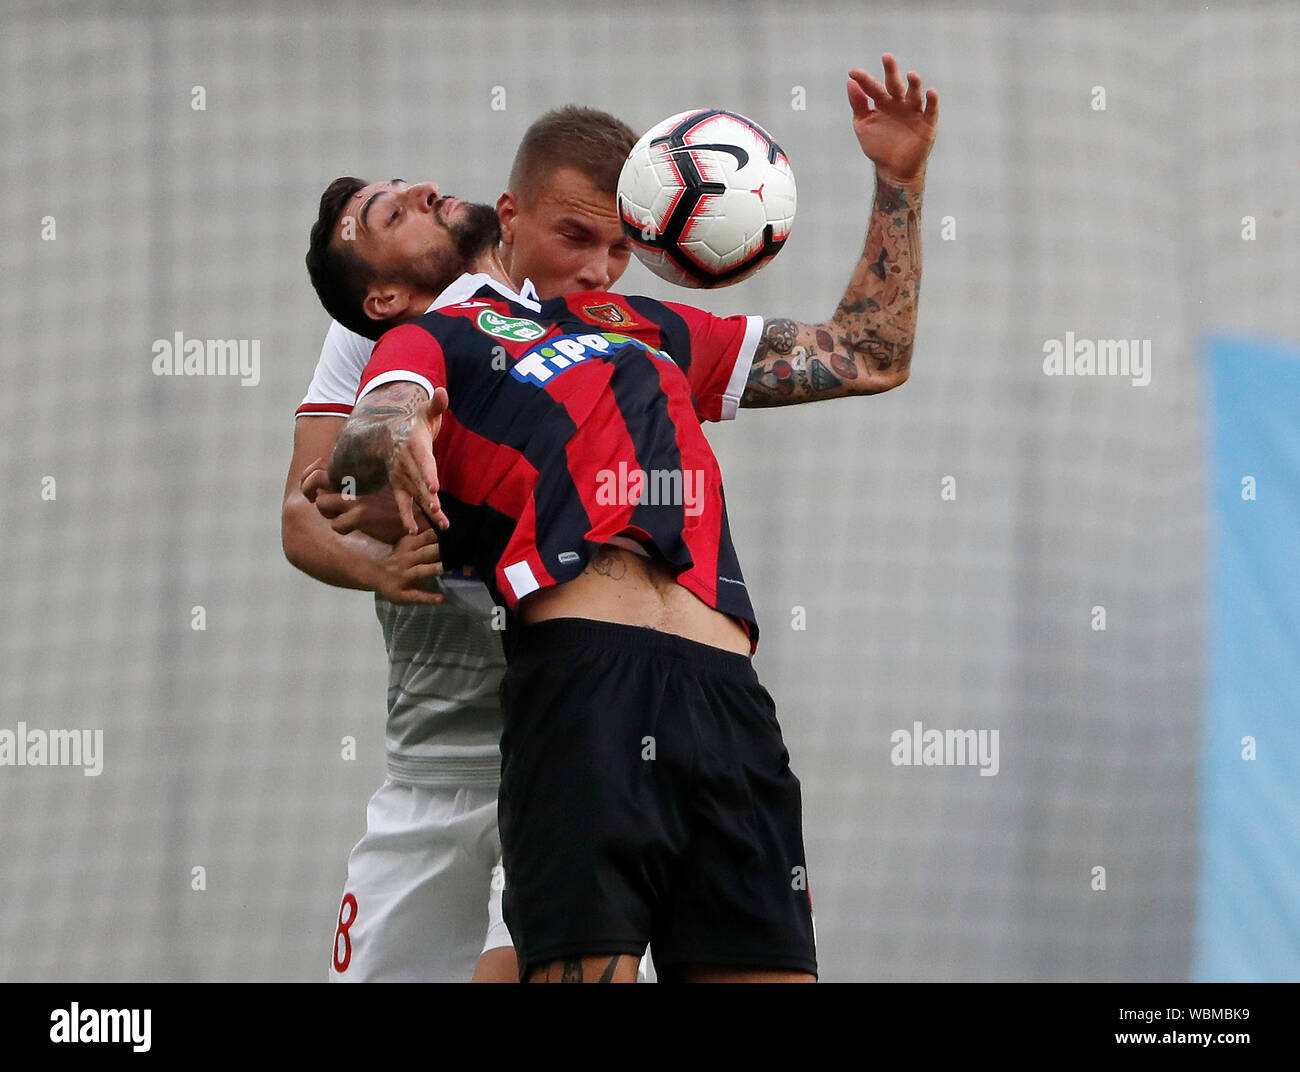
[
  {"x1": 285, "y1": 108, "x2": 637, "y2": 982},
  {"x1": 310, "y1": 56, "x2": 937, "y2": 981}
]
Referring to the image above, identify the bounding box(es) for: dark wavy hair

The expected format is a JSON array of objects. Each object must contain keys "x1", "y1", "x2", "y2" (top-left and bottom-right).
[{"x1": 305, "y1": 177, "x2": 401, "y2": 341}]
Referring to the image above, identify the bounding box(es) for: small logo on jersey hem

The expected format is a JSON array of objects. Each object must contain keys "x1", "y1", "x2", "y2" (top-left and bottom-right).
[
  {"x1": 582, "y1": 302, "x2": 635, "y2": 327},
  {"x1": 476, "y1": 309, "x2": 547, "y2": 342}
]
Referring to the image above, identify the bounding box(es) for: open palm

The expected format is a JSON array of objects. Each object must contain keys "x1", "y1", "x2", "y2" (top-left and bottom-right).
[{"x1": 847, "y1": 54, "x2": 938, "y2": 185}]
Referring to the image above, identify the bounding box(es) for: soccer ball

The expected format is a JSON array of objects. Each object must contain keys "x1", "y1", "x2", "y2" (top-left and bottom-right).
[{"x1": 618, "y1": 109, "x2": 796, "y2": 288}]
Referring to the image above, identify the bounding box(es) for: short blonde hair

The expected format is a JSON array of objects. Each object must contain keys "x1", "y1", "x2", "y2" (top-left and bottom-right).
[{"x1": 507, "y1": 106, "x2": 637, "y2": 207}]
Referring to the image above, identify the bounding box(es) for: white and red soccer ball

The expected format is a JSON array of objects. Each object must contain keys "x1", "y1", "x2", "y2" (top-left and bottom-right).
[{"x1": 618, "y1": 109, "x2": 796, "y2": 288}]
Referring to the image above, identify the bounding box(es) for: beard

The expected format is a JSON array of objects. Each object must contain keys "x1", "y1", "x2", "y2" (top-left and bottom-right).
[
  {"x1": 451, "y1": 200, "x2": 501, "y2": 260},
  {"x1": 395, "y1": 200, "x2": 501, "y2": 298}
]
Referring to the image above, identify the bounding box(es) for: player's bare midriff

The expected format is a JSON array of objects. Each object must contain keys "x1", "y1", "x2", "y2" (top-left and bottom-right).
[{"x1": 519, "y1": 544, "x2": 751, "y2": 655}]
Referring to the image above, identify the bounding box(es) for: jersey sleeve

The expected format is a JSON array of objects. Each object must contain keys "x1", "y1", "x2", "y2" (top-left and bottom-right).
[
  {"x1": 295, "y1": 319, "x2": 376, "y2": 417},
  {"x1": 356, "y1": 323, "x2": 448, "y2": 403},
  {"x1": 657, "y1": 302, "x2": 763, "y2": 422}
]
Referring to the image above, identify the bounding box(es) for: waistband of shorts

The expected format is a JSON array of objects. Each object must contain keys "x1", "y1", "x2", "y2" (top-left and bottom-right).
[
  {"x1": 511, "y1": 617, "x2": 755, "y2": 676},
  {"x1": 385, "y1": 751, "x2": 502, "y2": 787}
]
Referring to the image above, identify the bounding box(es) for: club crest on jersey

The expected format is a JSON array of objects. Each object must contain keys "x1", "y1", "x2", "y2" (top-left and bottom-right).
[
  {"x1": 582, "y1": 302, "x2": 635, "y2": 327},
  {"x1": 475, "y1": 309, "x2": 547, "y2": 343},
  {"x1": 511, "y1": 332, "x2": 670, "y2": 386}
]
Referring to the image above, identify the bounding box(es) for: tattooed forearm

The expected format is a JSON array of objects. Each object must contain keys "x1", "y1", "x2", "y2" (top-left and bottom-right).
[
  {"x1": 840, "y1": 333, "x2": 909, "y2": 373},
  {"x1": 875, "y1": 179, "x2": 910, "y2": 214},
  {"x1": 328, "y1": 381, "x2": 429, "y2": 494},
  {"x1": 745, "y1": 350, "x2": 854, "y2": 403},
  {"x1": 741, "y1": 173, "x2": 923, "y2": 407},
  {"x1": 866, "y1": 245, "x2": 889, "y2": 281}
]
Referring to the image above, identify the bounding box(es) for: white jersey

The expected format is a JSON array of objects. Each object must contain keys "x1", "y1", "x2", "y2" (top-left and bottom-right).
[{"x1": 296, "y1": 278, "x2": 541, "y2": 786}]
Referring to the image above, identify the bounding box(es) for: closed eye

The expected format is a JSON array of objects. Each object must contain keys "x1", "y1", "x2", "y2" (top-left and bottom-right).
[{"x1": 557, "y1": 220, "x2": 595, "y2": 244}]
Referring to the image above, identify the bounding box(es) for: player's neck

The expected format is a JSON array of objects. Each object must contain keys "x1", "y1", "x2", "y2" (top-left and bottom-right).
[
  {"x1": 405, "y1": 250, "x2": 524, "y2": 316},
  {"x1": 469, "y1": 247, "x2": 515, "y2": 292}
]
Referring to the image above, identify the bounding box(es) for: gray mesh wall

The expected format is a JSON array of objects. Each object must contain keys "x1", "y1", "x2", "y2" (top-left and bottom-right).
[{"x1": 1, "y1": 0, "x2": 1295, "y2": 982}]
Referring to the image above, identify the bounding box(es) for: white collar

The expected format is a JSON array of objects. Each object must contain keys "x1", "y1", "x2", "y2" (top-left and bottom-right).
[{"x1": 427, "y1": 273, "x2": 542, "y2": 313}]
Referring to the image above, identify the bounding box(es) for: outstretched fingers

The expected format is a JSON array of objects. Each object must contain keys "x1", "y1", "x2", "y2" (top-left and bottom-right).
[
  {"x1": 850, "y1": 55, "x2": 937, "y2": 120},
  {"x1": 848, "y1": 66, "x2": 889, "y2": 109}
]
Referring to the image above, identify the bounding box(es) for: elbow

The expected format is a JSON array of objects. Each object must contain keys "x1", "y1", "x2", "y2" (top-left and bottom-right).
[
  {"x1": 283, "y1": 531, "x2": 305, "y2": 572},
  {"x1": 280, "y1": 499, "x2": 311, "y2": 572},
  {"x1": 281, "y1": 524, "x2": 303, "y2": 573},
  {"x1": 862, "y1": 363, "x2": 909, "y2": 395},
  {"x1": 846, "y1": 372, "x2": 907, "y2": 398},
  {"x1": 880, "y1": 339, "x2": 913, "y2": 391},
  {"x1": 853, "y1": 336, "x2": 912, "y2": 395}
]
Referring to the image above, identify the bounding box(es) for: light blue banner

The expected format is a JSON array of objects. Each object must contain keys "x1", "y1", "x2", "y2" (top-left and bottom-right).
[{"x1": 1196, "y1": 336, "x2": 1300, "y2": 982}]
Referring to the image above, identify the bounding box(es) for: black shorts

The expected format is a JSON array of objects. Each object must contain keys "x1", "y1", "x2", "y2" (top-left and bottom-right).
[{"x1": 498, "y1": 618, "x2": 817, "y2": 981}]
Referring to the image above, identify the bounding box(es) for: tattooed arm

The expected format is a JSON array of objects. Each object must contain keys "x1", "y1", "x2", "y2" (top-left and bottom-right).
[
  {"x1": 742, "y1": 175, "x2": 924, "y2": 405},
  {"x1": 327, "y1": 380, "x2": 451, "y2": 534},
  {"x1": 741, "y1": 54, "x2": 938, "y2": 408}
]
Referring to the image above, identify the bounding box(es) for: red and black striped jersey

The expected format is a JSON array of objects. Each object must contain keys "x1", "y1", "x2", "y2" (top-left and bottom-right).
[{"x1": 357, "y1": 274, "x2": 764, "y2": 650}]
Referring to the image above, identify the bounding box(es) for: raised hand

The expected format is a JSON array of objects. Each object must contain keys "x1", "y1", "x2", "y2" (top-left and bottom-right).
[{"x1": 846, "y1": 54, "x2": 938, "y2": 186}]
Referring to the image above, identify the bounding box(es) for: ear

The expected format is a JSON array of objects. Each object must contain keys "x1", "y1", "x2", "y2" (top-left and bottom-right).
[
  {"x1": 496, "y1": 190, "x2": 518, "y2": 247},
  {"x1": 363, "y1": 282, "x2": 410, "y2": 324}
]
